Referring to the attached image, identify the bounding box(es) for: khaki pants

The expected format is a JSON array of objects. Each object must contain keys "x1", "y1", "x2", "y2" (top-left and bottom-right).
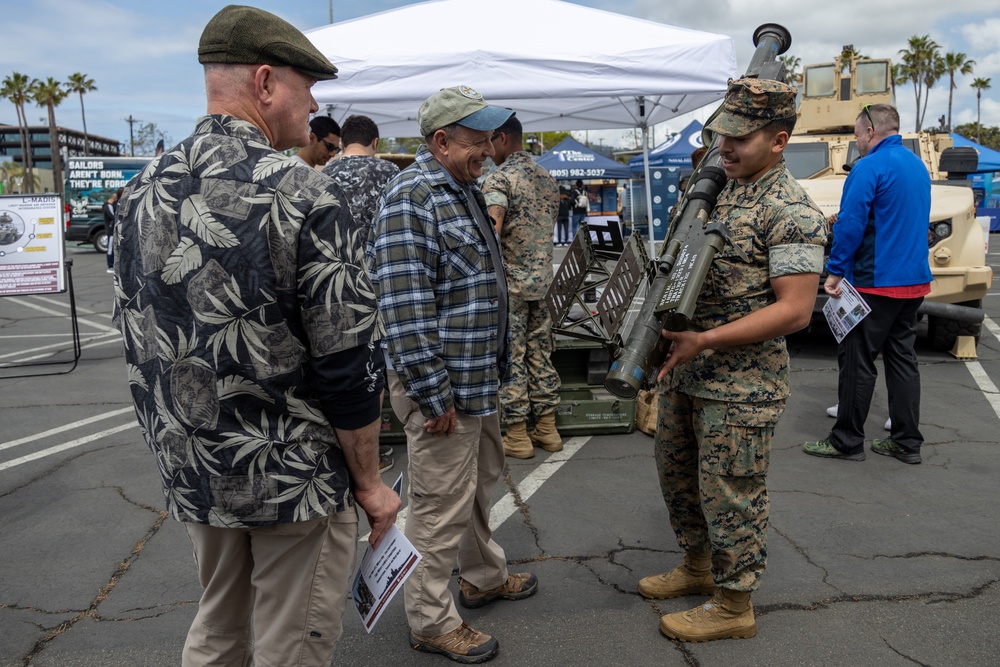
[
  {"x1": 182, "y1": 509, "x2": 358, "y2": 667},
  {"x1": 388, "y1": 370, "x2": 509, "y2": 636}
]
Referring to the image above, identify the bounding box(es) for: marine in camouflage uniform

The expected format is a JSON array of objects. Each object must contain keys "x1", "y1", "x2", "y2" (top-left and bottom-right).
[
  {"x1": 483, "y1": 118, "x2": 561, "y2": 430},
  {"x1": 643, "y1": 78, "x2": 827, "y2": 642}
]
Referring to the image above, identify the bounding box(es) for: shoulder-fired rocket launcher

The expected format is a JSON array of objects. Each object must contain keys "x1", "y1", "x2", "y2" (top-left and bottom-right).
[{"x1": 603, "y1": 24, "x2": 792, "y2": 400}]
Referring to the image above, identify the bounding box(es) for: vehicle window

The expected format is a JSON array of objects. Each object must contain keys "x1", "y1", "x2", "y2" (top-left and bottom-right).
[
  {"x1": 847, "y1": 139, "x2": 921, "y2": 167},
  {"x1": 804, "y1": 65, "x2": 835, "y2": 97},
  {"x1": 856, "y1": 61, "x2": 890, "y2": 95},
  {"x1": 784, "y1": 143, "x2": 830, "y2": 179}
]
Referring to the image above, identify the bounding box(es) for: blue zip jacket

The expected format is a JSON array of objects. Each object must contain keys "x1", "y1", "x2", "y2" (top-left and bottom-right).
[{"x1": 826, "y1": 134, "x2": 932, "y2": 288}]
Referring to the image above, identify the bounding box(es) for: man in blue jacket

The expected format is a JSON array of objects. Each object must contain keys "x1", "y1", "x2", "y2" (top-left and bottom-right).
[{"x1": 803, "y1": 104, "x2": 931, "y2": 464}]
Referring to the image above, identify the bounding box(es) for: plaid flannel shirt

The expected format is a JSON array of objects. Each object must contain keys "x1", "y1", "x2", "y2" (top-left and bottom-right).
[{"x1": 369, "y1": 145, "x2": 510, "y2": 418}]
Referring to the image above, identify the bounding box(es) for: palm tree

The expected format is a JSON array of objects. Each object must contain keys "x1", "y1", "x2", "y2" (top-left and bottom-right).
[
  {"x1": 898, "y1": 35, "x2": 943, "y2": 131},
  {"x1": 778, "y1": 54, "x2": 801, "y2": 86},
  {"x1": 971, "y1": 77, "x2": 992, "y2": 144},
  {"x1": 837, "y1": 46, "x2": 867, "y2": 72},
  {"x1": 65, "y1": 73, "x2": 97, "y2": 156},
  {"x1": 0, "y1": 159, "x2": 40, "y2": 193},
  {"x1": 1, "y1": 72, "x2": 39, "y2": 193},
  {"x1": 30, "y1": 77, "x2": 68, "y2": 194},
  {"x1": 890, "y1": 63, "x2": 908, "y2": 104},
  {"x1": 942, "y1": 53, "x2": 975, "y2": 132}
]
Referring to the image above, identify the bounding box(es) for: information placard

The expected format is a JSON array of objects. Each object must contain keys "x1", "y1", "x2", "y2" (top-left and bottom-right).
[{"x1": 0, "y1": 193, "x2": 66, "y2": 296}]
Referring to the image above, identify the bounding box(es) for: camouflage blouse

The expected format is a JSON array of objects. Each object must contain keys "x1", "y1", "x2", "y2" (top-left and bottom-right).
[
  {"x1": 113, "y1": 115, "x2": 381, "y2": 527},
  {"x1": 668, "y1": 159, "x2": 827, "y2": 403},
  {"x1": 482, "y1": 151, "x2": 559, "y2": 300}
]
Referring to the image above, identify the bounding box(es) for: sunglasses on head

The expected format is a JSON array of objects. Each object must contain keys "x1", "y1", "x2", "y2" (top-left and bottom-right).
[{"x1": 862, "y1": 104, "x2": 875, "y2": 130}]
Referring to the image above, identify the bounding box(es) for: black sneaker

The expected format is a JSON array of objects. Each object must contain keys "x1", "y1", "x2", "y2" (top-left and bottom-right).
[{"x1": 871, "y1": 438, "x2": 921, "y2": 464}]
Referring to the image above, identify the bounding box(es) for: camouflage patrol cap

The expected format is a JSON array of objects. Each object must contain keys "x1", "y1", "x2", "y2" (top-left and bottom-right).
[
  {"x1": 706, "y1": 78, "x2": 797, "y2": 137},
  {"x1": 198, "y1": 5, "x2": 338, "y2": 81}
]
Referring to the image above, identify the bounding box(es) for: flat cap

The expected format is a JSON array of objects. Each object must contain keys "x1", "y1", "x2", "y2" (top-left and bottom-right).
[
  {"x1": 198, "y1": 5, "x2": 338, "y2": 81},
  {"x1": 706, "y1": 78, "x2": 797, "y2": 137},
  {"x1": 417, "y1": 86, "x2": 513, "y2": 137}
]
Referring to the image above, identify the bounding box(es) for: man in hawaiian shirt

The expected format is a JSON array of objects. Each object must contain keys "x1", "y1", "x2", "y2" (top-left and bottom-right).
[{"x1": 113, "y1": 6, "x2": 399, "y2": 665}]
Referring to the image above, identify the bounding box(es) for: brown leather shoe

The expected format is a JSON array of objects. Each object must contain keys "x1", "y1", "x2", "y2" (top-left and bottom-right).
[
  {"x1": 410, "y1": 623, "x2": 499, "y2": 663},
  {"x1": 458, "y1": 572, "x2": 538, "y2": 609}
]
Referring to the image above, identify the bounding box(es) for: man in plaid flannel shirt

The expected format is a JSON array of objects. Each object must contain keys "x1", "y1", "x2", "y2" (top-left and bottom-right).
[{"x1": 369, "y1": 86, "x2": 538, "y2": 663}]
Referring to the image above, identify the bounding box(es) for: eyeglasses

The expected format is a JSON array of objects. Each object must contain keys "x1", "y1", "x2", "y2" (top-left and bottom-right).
[
  {"x1": 490, "y1": 131, "x2": 502, "y2": 141},
  {"x1": 862, "y1": 104, "x2": 875, "y2": 131},
  {"x1": 321, "y1": 138, "x2": 340, "y2": 152}
]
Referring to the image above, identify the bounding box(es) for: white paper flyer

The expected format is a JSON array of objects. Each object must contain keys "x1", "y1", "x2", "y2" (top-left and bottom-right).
[
  {"x1": 352, "y1": 474, "x2": 420, "y2": 633},
  {"x1": 822, "y1": 279, "x2": 871, "y2": 343}
]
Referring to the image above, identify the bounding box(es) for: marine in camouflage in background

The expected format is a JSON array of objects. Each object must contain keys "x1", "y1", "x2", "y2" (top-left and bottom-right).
[{"x1": 483, "y1": 115, "x2": 562, "y2": 458}]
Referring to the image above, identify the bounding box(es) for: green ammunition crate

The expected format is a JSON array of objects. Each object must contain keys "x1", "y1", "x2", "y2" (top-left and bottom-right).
[
  {"x1": 377, "y1": 338, "x2": 635, "y2": 443},
  {"x1": 551, "y1": 387, "x2": 635, "y2": 435}
]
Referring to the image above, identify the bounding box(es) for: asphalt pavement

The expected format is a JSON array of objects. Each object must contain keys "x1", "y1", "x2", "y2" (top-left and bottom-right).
[{"x1": 2, "y1": 243, "x2": 999, "y2": 667}]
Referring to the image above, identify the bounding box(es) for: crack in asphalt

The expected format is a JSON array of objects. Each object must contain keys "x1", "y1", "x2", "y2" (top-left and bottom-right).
[
  {"x1": 102, "y1": 483, "x2": 163, "y2": 515},
  {"x1": 0, "y1": 444, "x2": 121, "y2": 500},
  {"x1": 770, "y1": 526, "x2": 840, "y2": 592},
  {"x1": 501, "y1": 465, "x2": 543, "y2": 552},
  {"x1": 19, "y1": 511, "x2": 168, "y2": 666},
  {"x1": 882, "y1": 637, "x2": 935, "y2": 666},
  {"x1": 864, "y1": 551, "x2": 1000, "y2": 563},
  {"x1": 754, "y1": 577, "x2": 999, "y2": 615}
]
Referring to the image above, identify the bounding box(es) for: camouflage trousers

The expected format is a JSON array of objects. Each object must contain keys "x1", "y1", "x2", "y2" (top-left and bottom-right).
[
  {"x1": 500, "y1": 297, "x2": 561, "y2": 425},
  {"x1": 654, "y1": 389, "x2": 784, "y2": 592}
]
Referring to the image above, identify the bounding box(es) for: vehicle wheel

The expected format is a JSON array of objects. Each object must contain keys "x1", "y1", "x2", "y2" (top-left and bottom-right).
[
  {"x1": 92, "y1": 230, "x2": 109, "y2": 253},
  {"x1": 927, "y1": 299, "x2": 982, "y2": 352}
]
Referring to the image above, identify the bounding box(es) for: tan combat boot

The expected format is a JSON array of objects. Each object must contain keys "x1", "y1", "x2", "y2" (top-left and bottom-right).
[
  {"x1": 527, "y1": 412, "x2": 563, "y2": 452},
  {"x1": 659, "y1": 588, "x2": 756, "y2": 642},
  {"x1": 503, "y1": 421, "x2": 534, "y2": 459},
  {"x1": 638, "y1": 551, "x2": 716, "y2": 599}
]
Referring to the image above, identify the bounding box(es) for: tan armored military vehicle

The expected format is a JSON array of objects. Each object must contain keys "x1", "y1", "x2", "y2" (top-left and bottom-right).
[{"x1": 785, "y1": 52, "x2": 992, "y2": 351}]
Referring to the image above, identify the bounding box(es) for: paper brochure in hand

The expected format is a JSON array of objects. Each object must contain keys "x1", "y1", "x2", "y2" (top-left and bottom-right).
[
  {"x1": 352, "y1": 473, "x2": 420, "y2": 633},
  {"x1": 822, "y1": 279, "x2": 871, "y2": 343}
]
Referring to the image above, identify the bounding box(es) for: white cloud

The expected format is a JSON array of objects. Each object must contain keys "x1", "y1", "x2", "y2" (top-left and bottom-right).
[
  {"x1": 960, "y1": 18, "x2": 1000, "y2": 52},
  {"x1": 3, "y1": 0, "x2": 999, "y2": 150}
]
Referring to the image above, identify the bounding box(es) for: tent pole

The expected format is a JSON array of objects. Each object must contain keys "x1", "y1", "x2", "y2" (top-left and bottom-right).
[{"x1": 639, "y1": 98, "x2": 655, "y2": 259}]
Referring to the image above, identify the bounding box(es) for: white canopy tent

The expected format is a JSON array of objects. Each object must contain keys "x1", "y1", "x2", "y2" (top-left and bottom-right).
[{"x1": 306, "y1": 0, "x2": 737, "y2": 240}]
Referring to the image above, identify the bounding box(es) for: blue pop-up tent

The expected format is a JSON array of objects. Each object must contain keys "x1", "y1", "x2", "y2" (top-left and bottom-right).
[
  {"x1": 628, "y1": 120, "x2": 704, "y2": 173},
  {"x1": 536, "y1": 137, "x2": 631, "y2": 180},
  {"x1": 950, "y1": 133, "x2": 1000, "y2": 173}
]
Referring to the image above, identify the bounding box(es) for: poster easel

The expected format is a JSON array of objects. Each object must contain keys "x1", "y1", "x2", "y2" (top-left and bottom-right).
[{"x1": 0, "y1": 193, "x2": 82, "y2": 378}]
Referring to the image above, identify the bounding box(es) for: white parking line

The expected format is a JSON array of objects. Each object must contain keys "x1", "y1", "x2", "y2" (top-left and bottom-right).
[
  {"x1": 982, "y1": 315, "x2": 1000, "y2": 343},
  {"x1": 0, "y1": 331, "x2": 119, "y2": 363},
  {"x1": 966, "y1": 362, "x2": 1000, "y2": 423},
  {"x1": 29, "y1": 294, "x2": 114, "y2": 319},
  {"x1": 0, "y1": 407, "x2": 135, "y2": 453},
  {"x1": 358, "y1": 436, "x2": 590, "y2": 543},
  {"x1": 0, "y1": 422, "x2": 137, "y2": 472},
  {"x1": 4, "y1": 296, "x2": 117, "y2": 333}
]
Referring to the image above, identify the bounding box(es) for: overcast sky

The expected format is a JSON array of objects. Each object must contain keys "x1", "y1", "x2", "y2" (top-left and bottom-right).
[{"x1": 2, "y1": 0, "x2": 997, "y2": 152}]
